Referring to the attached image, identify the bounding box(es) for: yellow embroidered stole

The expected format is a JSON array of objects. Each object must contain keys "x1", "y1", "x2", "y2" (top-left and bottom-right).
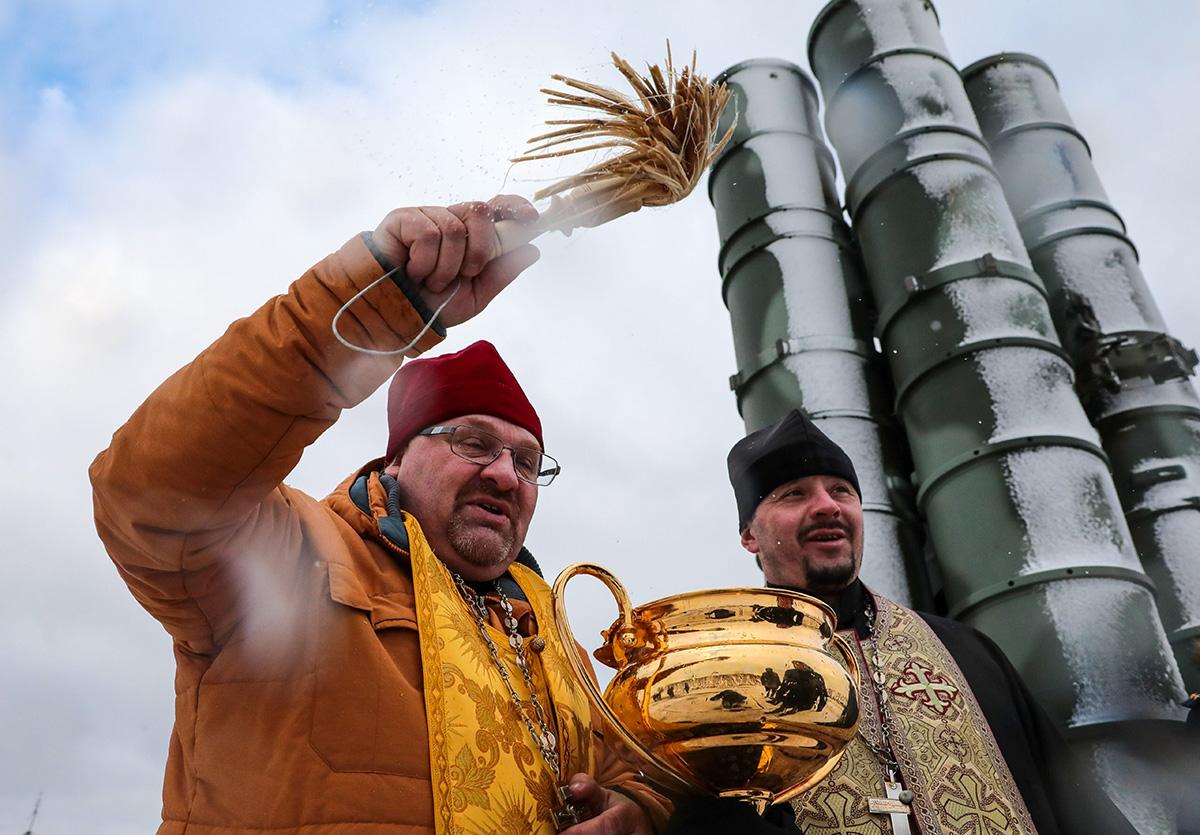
[
  {"x1": 791, "y1": 594, "x2": 1038, "y2": 835},
  {"x1": 407, "y1": 516, "x2": 595, "y2": 835}
]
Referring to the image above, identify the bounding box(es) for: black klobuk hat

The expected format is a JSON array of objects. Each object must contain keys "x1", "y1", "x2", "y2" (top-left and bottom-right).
[{"x1": 726, "y1": 409, "x2": 861, "y2": 531}]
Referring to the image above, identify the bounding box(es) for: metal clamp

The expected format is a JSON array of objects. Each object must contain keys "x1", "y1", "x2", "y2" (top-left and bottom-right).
[
  {"x1": 729, "y1": 335, "x2": 875, "y2": 392},
  {"x1": 1129, "y1": 464, "x2": 1188, "y2": 491},
  {"x1": 847, "y1": 145, "x2": 994, "y2": 222},
  {"x1": 892, "y1": 335, "x2": 1071, "y2": 413},
  {"x1": 1017, "y1": 198, "x2": 1127, "y2": 241},
  {"x1": 875, "y1": 253, "x2": 1046, "y2": 340},
  {"x1": 914, "y1": 434, "x2": 1109, "y2": 511},
  {"x1": 989, "y1": 119, "x2": 1093, "y2": 154},
  {"x1": 947, "y1": 565, "x2": 1157, "y2": 620},
  {"x1": 1124, "y1": 498, "x2": 1200, "y2": 525},
  {"x1": 1076, "y1": 328, "x2": 1199, "y2": 408},
  {"x1": 717, "y1": 205, "x2": 851, "y2": 286},
  {"x1": 1026, "y1": 224, "x2": 1140, "y2": 262},
  {"x1": 708, "y1": 130, "x2": 836, "y2": 197},
  {"x1": 1117, "y1": 333, "x2": 1197, "y2": 383}
]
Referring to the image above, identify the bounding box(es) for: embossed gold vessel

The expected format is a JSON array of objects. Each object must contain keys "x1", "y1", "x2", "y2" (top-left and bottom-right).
[{"x1": 552, "y1": 563, "x2": 861, "y2": 811}]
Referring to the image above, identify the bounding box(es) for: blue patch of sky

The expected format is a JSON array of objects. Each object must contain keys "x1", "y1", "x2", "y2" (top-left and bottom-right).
[{"x1": 0, "y1": 1, "x2": 434, "y2": 146}]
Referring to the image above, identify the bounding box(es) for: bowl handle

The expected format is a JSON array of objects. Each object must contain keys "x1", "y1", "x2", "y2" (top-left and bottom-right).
[{"x1": 552, "y1": 562, "x2": 703, "y2": 795}]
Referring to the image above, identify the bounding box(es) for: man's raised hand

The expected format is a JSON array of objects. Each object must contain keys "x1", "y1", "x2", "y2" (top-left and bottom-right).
[{"x1": 370, "y1": 195, "x2": 540, "y2": 328}]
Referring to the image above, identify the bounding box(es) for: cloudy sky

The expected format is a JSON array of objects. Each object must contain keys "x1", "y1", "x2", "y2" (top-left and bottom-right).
[{"x1": 1, "y1": 1, "x2": 1197, "y2": 832}]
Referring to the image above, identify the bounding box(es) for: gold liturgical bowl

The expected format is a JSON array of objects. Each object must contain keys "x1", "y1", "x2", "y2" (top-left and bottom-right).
[{"x1": 552, "y1": 563, "x2": 861, "y2": 811}]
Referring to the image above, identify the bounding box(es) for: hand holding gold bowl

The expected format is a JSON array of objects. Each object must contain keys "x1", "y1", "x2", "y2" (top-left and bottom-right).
[{"x1": 552, "y1": 563, "x2": 861, "y2": 813}]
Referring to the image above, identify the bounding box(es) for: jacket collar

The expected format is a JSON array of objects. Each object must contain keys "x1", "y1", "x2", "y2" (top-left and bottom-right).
[
  {"x1": 340, "y1": 465, "x2": 542, "y2": 601},
  {"x1": 348, "y1": 469, "x2": 411, "y2": 549}
]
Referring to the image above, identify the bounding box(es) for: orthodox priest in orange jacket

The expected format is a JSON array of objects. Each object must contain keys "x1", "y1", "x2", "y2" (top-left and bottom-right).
[{"x1": 90, "y1": 196, "x2": 669, "y2": 835}]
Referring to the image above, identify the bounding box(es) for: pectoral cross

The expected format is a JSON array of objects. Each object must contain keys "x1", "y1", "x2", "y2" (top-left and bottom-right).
[
  {"x1": 552, "y1": 785, "x2": 590, "y2": 832},
  {"x1": 868, "y1": 772, "x2": 914, "y2": 835}
]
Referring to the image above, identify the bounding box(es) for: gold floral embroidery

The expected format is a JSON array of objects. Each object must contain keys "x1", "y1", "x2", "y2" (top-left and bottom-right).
[
  {"x1": 441, "y1": 604, "x2": 495, "y2": 672},
  {"x1": 541, "y1": 634, "x2": 584, "y2": 695},
  {"x1": 557, "y1": 705, "x2": 589, "y2": 773},
  {"x1": 462, "y1": 786, "x2": 541, "y2": 835},
  {"x1": 448, "y1": 745, "x2": 494, "y2": 813},
  {"x1": 791, "y1": 598, "x2": 1038, "y2": 835},
  {"x1": 409, "y1": 515, "x2": 594, "y2": 835}
]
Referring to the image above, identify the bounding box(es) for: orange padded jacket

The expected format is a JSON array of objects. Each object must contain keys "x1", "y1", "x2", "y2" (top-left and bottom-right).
[{"x1": 90, "y1": 235, "x2": 669, "y2": 834}]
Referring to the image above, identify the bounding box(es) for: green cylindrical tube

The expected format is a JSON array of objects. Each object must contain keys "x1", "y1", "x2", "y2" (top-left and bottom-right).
[
  {"x1": 809, "y1": 2, "x2": 1186, "y2": 829},
  {"x1": 962, "y1": 53, "x2": 1200, "y2": 693},
  {"x1": 709, "y1": 58, "x2": 931, "y2": 607}
]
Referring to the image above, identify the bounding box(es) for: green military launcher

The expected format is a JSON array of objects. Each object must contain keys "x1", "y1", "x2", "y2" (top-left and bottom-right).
[
  {"x1": 708, "y1": 57, "x2": 929, "y2": 609},
  {"x1": 962, "y1": 52, "x2": 1200, "y2": 696},
  {"x1": 707, "y1": 1, "x2": 1195, "y2": 831}
]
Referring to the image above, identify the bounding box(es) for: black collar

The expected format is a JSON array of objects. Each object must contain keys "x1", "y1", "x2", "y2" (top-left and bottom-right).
[{"x1": 767, "y1": 578, "x2": 869, "y2": 638}]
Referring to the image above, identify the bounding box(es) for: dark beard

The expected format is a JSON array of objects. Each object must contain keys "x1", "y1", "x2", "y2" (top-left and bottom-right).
[
  {"x1": 795, "y1": 520, "x2": 856, "y2": 591},
  {"x1": 446, "y1": 512, "x2": 515, "y2": 568},
  {"x1": 805, "y1": 555, "x2": 856, "y2": 591}
]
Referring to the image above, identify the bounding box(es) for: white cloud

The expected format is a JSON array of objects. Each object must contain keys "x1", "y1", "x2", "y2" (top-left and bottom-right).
[{"x1": 1, "y1": 1, "x2": 1197, "y2": 831}]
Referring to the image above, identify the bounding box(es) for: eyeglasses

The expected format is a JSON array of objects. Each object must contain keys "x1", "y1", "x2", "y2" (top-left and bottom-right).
[{"x1": 417, "y1": 425, "x2": 561, "y2": 486}]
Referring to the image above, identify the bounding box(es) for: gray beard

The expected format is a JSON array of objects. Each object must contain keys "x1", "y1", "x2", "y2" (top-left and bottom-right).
[{"x1": 446, "y1": 512, "x2": 515, "y2": 568}]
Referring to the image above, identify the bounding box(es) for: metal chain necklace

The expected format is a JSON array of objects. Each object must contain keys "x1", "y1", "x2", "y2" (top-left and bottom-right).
[
  {"x1": 859, "y1": 595, "x2": 916, "y2": 833},
  {"x1": 859, "y1": 595, "x2": 902, "y2": 777},
  {"x1": 452, "y1": 574, "x2": 590, "y2": 830},
  {"x1": 452, "y1": 572, "x2": 562, "y2": 778}
]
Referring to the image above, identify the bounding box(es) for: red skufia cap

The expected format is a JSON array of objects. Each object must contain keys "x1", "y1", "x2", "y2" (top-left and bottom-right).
[{"x1": 385, "y1": 340, "x2": 543, "y2": 461}]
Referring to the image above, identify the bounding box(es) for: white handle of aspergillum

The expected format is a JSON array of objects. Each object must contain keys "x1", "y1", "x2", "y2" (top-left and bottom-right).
[{"x1": 487, "y1": 176, "x2": 641, "y2": 261}]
